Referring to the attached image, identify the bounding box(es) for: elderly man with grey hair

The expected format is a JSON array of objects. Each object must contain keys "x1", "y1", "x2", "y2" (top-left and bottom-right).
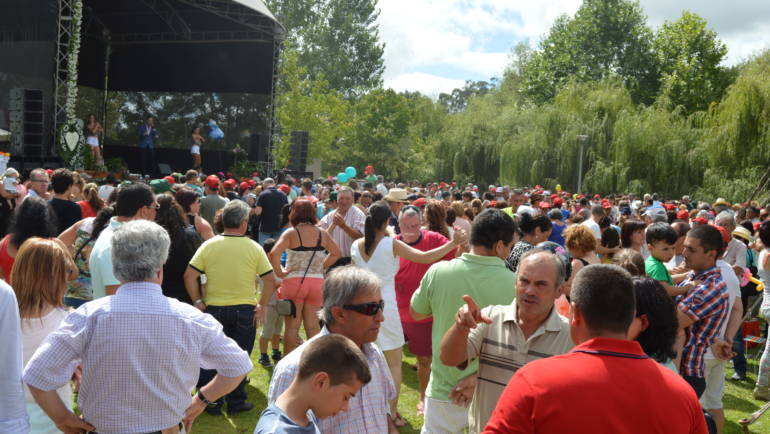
[
  {"x1": 268, "y1": 266, "x2": 398, "y2": 434},
  {"x1": 715, "y1": 210, "x2": 746, "y2": 275},
  {"x1": 439, "y1": 249, "x2": 574, "y2": 432},
  {"x1": 23, "y1": 220, "x2": 253, "y2": 434},
  {"x1": 185, "y1": 199, "x2": 276, "y2": 415}
]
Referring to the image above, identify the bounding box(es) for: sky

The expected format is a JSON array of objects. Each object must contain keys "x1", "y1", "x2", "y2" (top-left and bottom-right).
[{"x1": 377, "y1": 0, "x2": 770, "y2": 98}]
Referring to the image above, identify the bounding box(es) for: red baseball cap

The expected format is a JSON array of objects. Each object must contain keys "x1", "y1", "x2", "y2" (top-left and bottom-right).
[
  {"x1": 163, "y1": 175, "x2": 175, "y2": 185},
  {"x1": 203, "y1": 175, "x2": 220, "y2": 189},
  {"x1": 601, "y1": 199, "x2": 611, "y2": 209},
  {"x1": 279, "y1": 184, "x2": 291, "y2": 194},
  {"x1": 553, "y1": 198, "x2": 563, "y2": 208},
  {"x1": 676, "y1": 210, "x2": 690, "y2": 220},
  {"x1": 239, "y1": 181, "x2": 249, "y2": 191},
  {"x1": 223, "y1": 178, "x2": 236, "y2": 188},
  {"x1": 412, "y1": 197, "x2": 427, "y2": 208},
  {"x1": 539, "y1": 201, "x2": 551, "y2": 209}
]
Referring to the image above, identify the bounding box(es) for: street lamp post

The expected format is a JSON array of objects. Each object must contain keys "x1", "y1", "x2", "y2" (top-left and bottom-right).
[{"x1": 576, "y1": 134, "x2": 589, "y2": 194}]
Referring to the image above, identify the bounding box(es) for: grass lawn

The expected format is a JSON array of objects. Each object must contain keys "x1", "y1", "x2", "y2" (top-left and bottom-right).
[{"x1": 191, "y1": 344, "x2": 770, "y2": 434}]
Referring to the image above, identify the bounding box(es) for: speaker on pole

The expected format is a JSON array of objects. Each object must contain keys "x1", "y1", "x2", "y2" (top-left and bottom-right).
[{"x1": 288, "y1": 131, "x2": 308, "y2": 173}]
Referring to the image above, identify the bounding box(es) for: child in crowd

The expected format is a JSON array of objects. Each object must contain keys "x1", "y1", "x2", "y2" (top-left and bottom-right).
[
  {"x1": 259, "y1": 238, "x2": 283, "y2": 367},
  {"x1": 254, "y1": 334, "x2": 371, "y2": 434},
  {"x1": 3, "y1": 167, "x2": 19, "y2": 209},
  {"x1": 645, "y1": 222, "x2": 697, "y2": 296}
]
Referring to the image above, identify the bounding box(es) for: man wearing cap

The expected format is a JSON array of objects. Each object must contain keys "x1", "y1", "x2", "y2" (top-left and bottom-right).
[
  {"x1": 200, "y1": 175, "x2": 229, "y2": 233},
  {"x1": 254, "y1": 178, "x2": 288, "y2": 245},
  {"x1": 319, "y1": 186, "x2": 365, "y2": 267},
  {"x1": 384, "y1": 188, "x2": 408, "y2": 234}
]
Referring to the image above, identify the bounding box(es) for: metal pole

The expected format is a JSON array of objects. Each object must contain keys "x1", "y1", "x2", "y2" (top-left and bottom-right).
[{"x1": 576, "y1": 135, "x2": 588, "y2": 194}]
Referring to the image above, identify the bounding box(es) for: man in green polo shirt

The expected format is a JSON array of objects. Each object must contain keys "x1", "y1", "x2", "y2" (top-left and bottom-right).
[{"x1": 410, "y1": 208, "x2": 518, "y2": 434}]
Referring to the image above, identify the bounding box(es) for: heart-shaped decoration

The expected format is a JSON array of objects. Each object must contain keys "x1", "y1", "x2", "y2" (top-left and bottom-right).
[{"x1": 64, "y1": 131, "x2": 79, "y2": 152}]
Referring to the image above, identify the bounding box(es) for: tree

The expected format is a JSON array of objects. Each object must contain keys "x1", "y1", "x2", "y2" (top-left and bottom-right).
[
  {"x1": 653, "y1": 11, "x2": 729, "y2": 113},
  {"x1": 272, "y1": 47, "x2": 351, "y2": 167},
  {"x1": 438, "y1": 79, "x2": 497, "y2": 113},
  {"x1": 267, "y1": 0, "x2": 385, "y2": 96},
  {"x1": 521, "y1": 0, "x2": 659, "y2": 104}
]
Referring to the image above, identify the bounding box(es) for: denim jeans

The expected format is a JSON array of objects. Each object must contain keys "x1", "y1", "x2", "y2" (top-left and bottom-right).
[
  {"x1": 258, "y1": 231, "x2": 282, "y2": 245},
  {"x1": 732, "y1": 327, "x2": 747, "y2": 376},
  {"x1": 197, "y1": 304, "x2": 256, "y2": 407}
]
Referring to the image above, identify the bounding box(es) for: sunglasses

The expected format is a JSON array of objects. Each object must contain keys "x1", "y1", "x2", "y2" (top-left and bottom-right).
[
  {"x1": 343, "y1": 300, "x2": 384, "y2": 316},
  {"x1": 401, "y1": 205, "x2": 421, "y2": 215},
  {"x1": 146, "y1": 203, "x2": 160, "y2": 210}
]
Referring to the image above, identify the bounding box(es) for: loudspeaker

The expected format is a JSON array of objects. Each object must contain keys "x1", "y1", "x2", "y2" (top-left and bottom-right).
[
  {"x1": 249, "y1": 133, "x2": 270, "y2": 162},
  {"x1": 288, "y1": 131, "x2": 308, "y2": 172},
  {"x1": 158, "y1": 163, "x2": 172, "y2": 175},
  {"x1": 8, "y1": 88, "x2": 44, "y2": 154}
]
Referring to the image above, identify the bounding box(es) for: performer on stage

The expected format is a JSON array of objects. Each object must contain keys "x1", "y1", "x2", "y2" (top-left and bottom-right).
[
  {"x1": 85, "y1": 114, "x2": 104, "y2": 167},
  {"x1": 191, "y1": 126, "x2": 203, "y2": 171},
  {"x1": 137, "y1": 115, "x2": 159, "y2": 176}
]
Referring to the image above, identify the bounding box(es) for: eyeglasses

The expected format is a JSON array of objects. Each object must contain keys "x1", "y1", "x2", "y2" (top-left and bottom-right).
[
  {"x1": 146, "y1": 203, "x2": 160, "y2": 210},
  {"x1": 343, "y1": 300, "x2": 384, "y2": 316},
  {"x1": 32, "y1": 179, "x2": 49, "y2": 183}
]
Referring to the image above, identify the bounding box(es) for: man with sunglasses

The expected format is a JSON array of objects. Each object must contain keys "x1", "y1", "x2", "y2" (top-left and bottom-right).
[
  {"x1": 90, "y1": 183, "x2": 159, "y2": 299},
  {"x1": 24, "y1": 168, "x2": 51, "y2": 201},
  {"x1": 269, "y1": 266, "x2": 399, "y2": 434}
]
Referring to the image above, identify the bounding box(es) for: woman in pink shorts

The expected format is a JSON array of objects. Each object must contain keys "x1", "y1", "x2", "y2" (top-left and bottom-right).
[{"x1": 268, "y1": 200, "x2": 341, "y2": 354}]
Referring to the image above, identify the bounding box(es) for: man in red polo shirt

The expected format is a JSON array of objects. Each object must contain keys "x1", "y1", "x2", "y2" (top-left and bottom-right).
[{"x1": 484, "y1": 264, "x2": 707, "y2": 434}]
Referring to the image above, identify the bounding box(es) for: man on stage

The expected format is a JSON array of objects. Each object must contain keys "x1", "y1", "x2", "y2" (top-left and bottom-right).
[{"x1": 138, "y1": 115, "x2": 159, "y2": 176}]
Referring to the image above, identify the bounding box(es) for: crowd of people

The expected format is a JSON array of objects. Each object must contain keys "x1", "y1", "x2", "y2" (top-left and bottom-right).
[{"x1": 1, "y1": 167, "x2": 770, "y2": 434}]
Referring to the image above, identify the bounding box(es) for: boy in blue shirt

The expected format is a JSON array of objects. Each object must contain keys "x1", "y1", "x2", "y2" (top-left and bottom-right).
[{"x1": 255, "y1": 334, "x2": 371, "y2": 433}]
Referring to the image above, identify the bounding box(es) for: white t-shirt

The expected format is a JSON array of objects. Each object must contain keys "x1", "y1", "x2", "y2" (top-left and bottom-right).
[
  {"x1": 21, "y1": 308, "x2": 72, "y2": 404},
  {"x1": 581, "y1": 218, "x2": 601, "y2": 240},
  {"x1": 705, "y1": 260, "x2": 741, "y2": 360}
]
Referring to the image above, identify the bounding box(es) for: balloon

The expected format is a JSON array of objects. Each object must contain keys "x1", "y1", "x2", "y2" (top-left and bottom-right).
[
  {"x1": 207, "y1": 120, "x2": 224, "y2": 141},
  {"x1": 345, "y1": 166, "x2": 357, "y2": 178},
  {"x1": 337, "y1": 173, "x2": 348, "y2": 183},
  {"x1": 556, "y1": 184, "x2": 562, "y2": 192}
]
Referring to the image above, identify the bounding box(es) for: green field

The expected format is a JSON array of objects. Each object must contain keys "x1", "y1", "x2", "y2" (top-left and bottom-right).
[{"x1": 192, "y1": 346, "x2": 770, "y2": 434}]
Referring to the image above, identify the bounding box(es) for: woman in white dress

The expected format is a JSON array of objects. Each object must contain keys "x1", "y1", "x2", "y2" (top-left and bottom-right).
[
  {"x1": 351, "y1": 201, "x2": 464, "y2": 426},
  {"x1": 14, "y1": 237, "x2": 77, "y2": 434},
  {"x1": 85, "y1": 114, "x2": 103, "y2": 166}
]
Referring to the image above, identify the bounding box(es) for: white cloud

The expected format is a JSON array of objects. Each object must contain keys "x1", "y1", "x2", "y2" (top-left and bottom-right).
[
  {"x1": 377, "y1": 1, "x2": 770, "y2": 95},
  {"x1": 384, "y1": 72, "x2": 465, "y2": 98}
]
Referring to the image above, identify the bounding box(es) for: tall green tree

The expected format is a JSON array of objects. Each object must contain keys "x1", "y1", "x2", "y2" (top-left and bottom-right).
[
  {"x1": 267, "y1": 0, "x2": 385, "y2": 96},
  {"x1": 521, "y1": 0, "x2": 659, "y2": 104},
  {"x1": 653, "y1": 11, "x2": 729, "y2": 113}
]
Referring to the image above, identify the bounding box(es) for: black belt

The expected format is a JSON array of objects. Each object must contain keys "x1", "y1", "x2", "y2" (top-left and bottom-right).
[{"x1": 87, "y1": 422, "x2": 183, "y2": 434}]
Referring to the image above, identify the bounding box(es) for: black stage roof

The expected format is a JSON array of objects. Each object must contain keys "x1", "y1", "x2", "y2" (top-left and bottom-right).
[{"x1": 78, "y1": 0, "x2": 284, "y2": 94}]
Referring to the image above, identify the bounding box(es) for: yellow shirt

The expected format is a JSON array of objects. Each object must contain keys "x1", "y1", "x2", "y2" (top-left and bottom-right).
[{"x1": 189, "y1": 235, "x2": 273, "y2": 306}]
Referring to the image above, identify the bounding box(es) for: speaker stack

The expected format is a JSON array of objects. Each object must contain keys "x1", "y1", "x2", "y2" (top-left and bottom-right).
[
  {"x1": 8, "y1": 88, "x2": 44, "y2": 157},
  {"x1": 249, "y1": 133, "x2": 270, "y2": 162},
  {"x1": 288, "y1": 131, "x2": 308, "y2": 173}
]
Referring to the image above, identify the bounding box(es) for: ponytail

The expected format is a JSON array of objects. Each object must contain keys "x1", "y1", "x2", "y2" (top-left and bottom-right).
[
  {"x1": 364, "y1": 215, "x2": 375, "y2": 256},
  {"x1": 364, "y1": 200, "x2": 392, "y2": 256}
]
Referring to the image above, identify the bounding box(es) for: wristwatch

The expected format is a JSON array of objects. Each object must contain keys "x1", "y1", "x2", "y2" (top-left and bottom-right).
[
  {"x1": 194, "y1": 299, "x2": 204, "y2": 306},
  {"x1": 196, "y1": 390, "x2": 215, "y2": 407}
]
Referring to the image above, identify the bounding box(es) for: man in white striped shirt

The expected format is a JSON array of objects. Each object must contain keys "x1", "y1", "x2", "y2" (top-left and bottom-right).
[{"x1": 23, "y1": 220, "x2": 253, "y2": 434}]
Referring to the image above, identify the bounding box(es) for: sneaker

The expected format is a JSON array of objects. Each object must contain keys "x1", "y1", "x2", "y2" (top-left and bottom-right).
[
  {"x1": 228, "y1": 402, "x2": 254, "y2": 413},
  {"x1": 753, "y1": 386, "x2": 770, "y2": 401},
  {"x1": 272, "y1": 349, "x2": 283, "y2": 363},
  {"x1": 258, "y1": 353, "x2": 272, "y2": 367},
  {"x1": 731, "y1": 372, "x2": 747, "y2": 381}
]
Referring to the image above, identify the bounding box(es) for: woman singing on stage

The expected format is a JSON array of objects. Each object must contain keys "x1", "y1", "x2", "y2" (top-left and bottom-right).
[
  {"x1": 85, "y1": 114, "x2": 104, "y2": 166},
  {"x1": 191, "y1": 126, "x2": 203, "y2": 171}
]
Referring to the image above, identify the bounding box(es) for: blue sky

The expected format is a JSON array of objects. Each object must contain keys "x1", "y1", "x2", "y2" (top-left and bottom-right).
[{"x1": 377, "y1": 0, "x2": 770, "y2": 98}]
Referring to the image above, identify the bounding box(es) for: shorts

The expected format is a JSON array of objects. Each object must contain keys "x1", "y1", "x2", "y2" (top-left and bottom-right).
[
  {"x1": 278, "y1": 277, "x2": 323, "y2": 306},
  {"x1": 421, "y1": 397, "x2": 468, "y2": 434},
  {"x1": 86, "y1": 136, "x2": 99, "y2": 147},
  {"x1": 190, "y1": 145, "x2": 200, "y2": 155},
  {"x1": 700, "y1": 358, "x2": 726, "y2": 409},
  {"x1": 402, "y1": 320, "x2": 432, "y2": 356},
  {"x1": 260, "y1": 304, "x2": 283, "y2": 338}
]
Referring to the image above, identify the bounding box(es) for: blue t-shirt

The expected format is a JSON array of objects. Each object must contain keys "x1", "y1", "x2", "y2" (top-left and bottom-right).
[
  {"x1": 548, "y1": 221, "x2": 566, "y2": 247},
  {"x1": 254, "y1": 404, "x2": 321, "y2": 434}
]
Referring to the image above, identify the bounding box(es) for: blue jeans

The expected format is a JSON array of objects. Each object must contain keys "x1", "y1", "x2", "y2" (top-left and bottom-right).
[
  {"x1": 258, "y1": 231, "x2": 282, "y2": 245},
  {"x1": 732, "y1": 327, "x2": 747, "y2": 376},
  {"x1": 197, "y1": 304, "x2": 256, "y2": 407}
]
